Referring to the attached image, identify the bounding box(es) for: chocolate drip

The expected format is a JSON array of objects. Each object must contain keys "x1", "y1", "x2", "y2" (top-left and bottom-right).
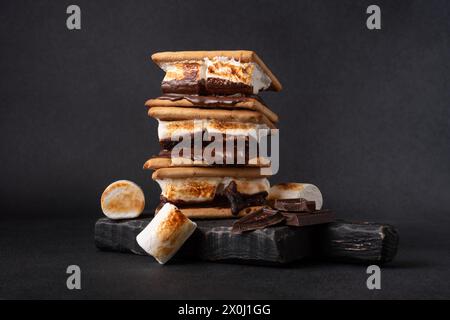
[{"x1": 158, "y1": 93, "x2": 267, "y2": 108}]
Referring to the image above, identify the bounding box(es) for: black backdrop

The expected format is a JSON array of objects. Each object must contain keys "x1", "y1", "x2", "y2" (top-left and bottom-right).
[{"x1": 1, "y1": 0, "x2": 449, "y2": 225}]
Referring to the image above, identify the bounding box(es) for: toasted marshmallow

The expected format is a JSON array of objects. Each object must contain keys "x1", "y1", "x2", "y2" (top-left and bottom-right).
[
  {"x1": 156, "y1": 177, "x2": 270, "y2": 203},
  {"x1": 146, "y1": 156, "x2": 270, "y2": 168},
  {"x1": 101, "y1": 180, "x2": 145, "y2": 220},
  {"x1": 158, "y1": 119, "x2": 269, "y2": 140},
  {"x1": 267, "y1": 183, "x2": 323, "y2": 210},
  {"x1": 161, "y1": 61, "x2": 202, "y2": 82},
  {"x1": 157, "y1": 119, "x2": 200, "y2": 141},
  {"x1": 157, "y1": 119, "x2": 267, "y2": 141},
  {"x1": 136, "y1": 203, "x2": 197, "y2": 264},
  {"x1": 204, "y1": 57, "x2": 271, "y2": 94},
  {"x1": 160, "y1": 57, "x2": 271, "y2": 94},
  {"x1": 205, "y1": 119, "x2": 265, "y2": 137}
]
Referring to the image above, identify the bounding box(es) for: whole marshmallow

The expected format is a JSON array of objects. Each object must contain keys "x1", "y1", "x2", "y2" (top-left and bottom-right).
[
  {"x1": 267, "y1": 183, "x2": 323, "y2": 210},
  {"x1": 136, "y1": 203, "x2": 197, "y2": 264},
  {"x1": 101, "y1": 180, "x2": 145, "y2": 220}
]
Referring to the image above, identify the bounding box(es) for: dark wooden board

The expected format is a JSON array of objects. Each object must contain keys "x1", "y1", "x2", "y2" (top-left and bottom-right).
[{"x1": 94, "y1": 216, "x2": 398, "y2": 265}]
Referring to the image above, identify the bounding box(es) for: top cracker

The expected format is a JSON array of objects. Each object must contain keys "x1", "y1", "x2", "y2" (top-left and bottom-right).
[{"x1": 151, "y1": 50, "x2": 282, "y2": 95}]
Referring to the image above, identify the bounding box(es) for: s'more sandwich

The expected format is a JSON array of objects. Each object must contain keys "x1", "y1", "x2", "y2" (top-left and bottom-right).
[
  {"x1": 151, "y1": 50, "x2": 282, "y2": 95},
  {"x1": 152, "y1": 167, "x2": 272, "y2": 219},
  {"x1": 143, "y1": 95, "x2": 278, "y2": 169}
]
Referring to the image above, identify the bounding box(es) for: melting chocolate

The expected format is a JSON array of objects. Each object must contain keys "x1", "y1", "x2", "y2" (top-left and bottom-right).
[
  {"x1": 223, "y1": 181, "x2": 267, "y2": 216},
  {"x1": 158, "y1": 134, "x2": 259, "y2": 165},
  {"x1": 160, "y1": 78, "x2": 254, "y2": 95},
  {"x1": 158, "y1": 93, "x2": 267, "y2": 108},
  {"x1": 159, "y1": 133, "x2": 254, "y2": 152},
  {"x1": 205, "y1": 78, "x2": 253, "y2": 95},
  {"x1": 157, "y1": 191, "x2": 268, "y2": 212}
]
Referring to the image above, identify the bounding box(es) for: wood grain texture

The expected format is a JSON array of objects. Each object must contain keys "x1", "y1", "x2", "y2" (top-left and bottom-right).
[{"x1": 317, "y1": 220, "x2": 399, "y2": 263}]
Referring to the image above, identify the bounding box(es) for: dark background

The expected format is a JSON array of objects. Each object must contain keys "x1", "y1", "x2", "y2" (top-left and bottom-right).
[{"x1": 0, "y1": 0, "x2": 449, "y2": 299}]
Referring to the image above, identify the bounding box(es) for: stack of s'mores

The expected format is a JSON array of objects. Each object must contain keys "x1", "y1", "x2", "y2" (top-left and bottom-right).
[{"x1": 144, "y1": 51, "x2": 282, "y2": 219}]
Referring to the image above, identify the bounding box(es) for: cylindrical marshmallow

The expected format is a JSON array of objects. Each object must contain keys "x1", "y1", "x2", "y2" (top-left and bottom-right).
[{"x1": 136, "y1": 203, "x2": 197, "y2": 264}]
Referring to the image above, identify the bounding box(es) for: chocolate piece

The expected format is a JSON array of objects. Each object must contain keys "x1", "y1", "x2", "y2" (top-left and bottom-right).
[
  {"x1": 231, "y1": 208, "x2": 285, "y2": 234},
  {"x1": 224, "y1": 181, "x2": 245, "y2": 215},
  {"x1": 223, "y1": 181, "x2": 267, "y2": 215},
  {"x1": 95, "y1": 217, "x2": 399, "y2": 265},
  {"x1": 282, "y1": 210, "x2": 335, "y2": 227},
  {"x1": 273, "y1": 198, "x2": 316, "y2": 212}
]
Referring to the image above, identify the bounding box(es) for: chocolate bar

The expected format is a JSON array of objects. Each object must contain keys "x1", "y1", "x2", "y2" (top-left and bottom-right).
[
  {"x1": 231, "y1": 208, "x2": 285, "y2": 234},
  {"x1": 273, "y1": 198, "x2": 316, "y2": 212},
  {"x1": 282, "y1": 210, "x2": 335, "y2": 227}
]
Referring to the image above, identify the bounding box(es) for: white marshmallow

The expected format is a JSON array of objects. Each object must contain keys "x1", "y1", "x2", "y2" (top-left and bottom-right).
[{"x1": 136, "y1": 203, "x2": 197, "y2": 264}]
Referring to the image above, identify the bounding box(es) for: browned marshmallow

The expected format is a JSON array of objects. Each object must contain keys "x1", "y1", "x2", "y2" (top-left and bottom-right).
[
  {"x1": 136, "y1": 203, "x2": 196, "y2": 264},
  {"x1": 100, "y1": 180, "x2": 145, "y2": 220}
]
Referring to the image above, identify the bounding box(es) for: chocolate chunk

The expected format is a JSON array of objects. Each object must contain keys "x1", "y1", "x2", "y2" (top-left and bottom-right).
[
  {"x1": 232, "y1": 208, "x2": 285, "y2": 234},
  {"x1": 223, "y1": 181, "x2": 244, "y2": 215},
  {"x1": 273, "y1": 198, "x2": 316, "y2": 212},
  {"x1": 223, "y1": 181, "x2": 267, "y2": 215},
  {"x1": 282, "y1": 210, "x2": 335, "y2": 227}
]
